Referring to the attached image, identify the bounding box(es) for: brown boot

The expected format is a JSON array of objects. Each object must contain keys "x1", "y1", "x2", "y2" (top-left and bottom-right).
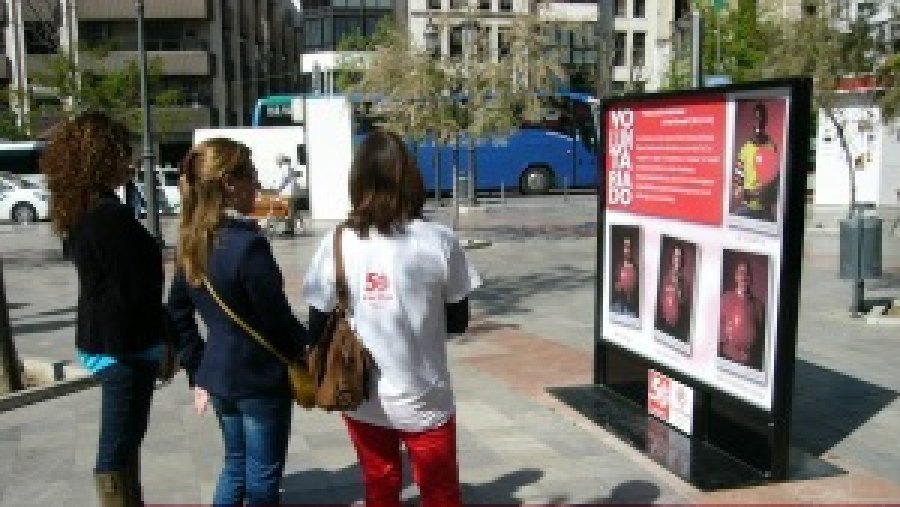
[
  {"x1": 94, "y1": 471, "x2": 127, "y2": 507},
  {"x1": 124, "y1": 452, "x2": 144, "y2": 506}
]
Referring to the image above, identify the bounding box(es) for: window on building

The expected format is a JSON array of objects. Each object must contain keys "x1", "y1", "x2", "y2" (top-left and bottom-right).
[
  {"x1": 614, "y1": 0, "x2": 626, "y2": 17},
  {"x1": 613, "y1": 31, "x2": 626, "y2": 66},
  {"x1": 365, "y1": 15, "x2": 387, "y2": 36},
  {"x1": 632, "y1": 31, "x2": 645, "y2": 67},
  {"x1": 612, "y1": 81, "x2": 625, "y2": 93},
  {"x1": 24, "y1": 21, "x2": 58, "y2": 54},
  {"x1": 451, "y1": 0, "x2": 466, "y2": 9},
  {"x1": 499, "y1": 0, "x2": 512, "y2": 12},
  {"x1": 479, "y1": 0, "x2": 491, "y2": 10},
  {"x1": 428, "y1": 0, "x2": 442, "y2": 9},
  {"x1": 801, "y1": 1, "x2": 817, "y2": 16},
  {"x1": 305, "y1": 19, "x2": 323, "y2": 48},
  {"x1": 449, "y1": 25, "x2": 464, "y2": 56},
  {"x1": 498, "y1": 27, "x2": 511, "y2": 59},
  {"x1": 857, "y1": 2, "x2": 876, "y2": 18},
  {"x1": 633, "y1": 0, "x2": 645, "y2": 18},
  {"x1": 674, "y1": 0, "x2": 690, "y2": 20},
  {"x1": 334, "y1": 17, "x2": 364, "y2": 46}
]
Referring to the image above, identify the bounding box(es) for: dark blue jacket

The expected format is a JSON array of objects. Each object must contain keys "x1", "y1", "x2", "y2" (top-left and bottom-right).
[{"x1": 167, "y1": 218, "x2": 309, "y2": 399}]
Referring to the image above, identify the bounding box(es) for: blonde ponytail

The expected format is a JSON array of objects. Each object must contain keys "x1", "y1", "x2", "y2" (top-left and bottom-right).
[{"x1": 176, "y1": 139, "x2": 252, "y2": 286}]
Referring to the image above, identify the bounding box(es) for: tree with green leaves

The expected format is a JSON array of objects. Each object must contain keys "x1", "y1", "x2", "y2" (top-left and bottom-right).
[
  {"x1": 665, "y1": 1, "x2": 778, "y2": 89},
  {"x1": 5, "y1": 49, "x2": 187, "y2": 139},
  {"x1": 339, "y1": 14, "x2": 566, "y2": 202},
  {"x1": 761, "y1": 4, "x2": 899, "y2": 217}
]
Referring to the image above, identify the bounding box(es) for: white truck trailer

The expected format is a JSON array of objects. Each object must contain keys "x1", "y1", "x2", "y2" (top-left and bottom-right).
[{"x1": 194, "y1": 95, "x2": 353, "y2": 229}]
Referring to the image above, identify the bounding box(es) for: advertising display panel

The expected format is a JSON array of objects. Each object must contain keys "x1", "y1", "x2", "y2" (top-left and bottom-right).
[{"x1": 601, "y1": 86, "x2": 796, "y2": 411}]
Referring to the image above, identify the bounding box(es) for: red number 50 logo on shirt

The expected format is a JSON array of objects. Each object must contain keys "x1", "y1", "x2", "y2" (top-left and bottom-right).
[{"x1": 365, "y1": 273, "x2": 390, "y2": 292}]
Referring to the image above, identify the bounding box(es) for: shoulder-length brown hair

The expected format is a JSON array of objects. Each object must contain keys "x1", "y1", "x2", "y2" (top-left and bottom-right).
[
  {"x1": 177, "y1": 138, "x2": 253, "y2": 286},
  {"x1": 347, "y1": 128, "x2": 425, "y2": 237},
  {"x1": 39, "y1": 112, "x2": 133, "y2": 235}
]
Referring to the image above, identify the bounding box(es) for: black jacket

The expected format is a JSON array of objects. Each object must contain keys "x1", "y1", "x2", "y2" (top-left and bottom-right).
[
  {"x1": 167, "y1": 218, "x2": 310, "y2": 399},
  {"x1": 72, "y1": 192, "x2": 164, "y2": 355}
]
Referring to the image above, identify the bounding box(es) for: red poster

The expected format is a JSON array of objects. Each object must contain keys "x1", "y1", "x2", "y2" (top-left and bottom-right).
[
  {"x1": 647, "y1": 369, "x2": 671, "y2": 421},
  {"x1": 607, "y1": 96, "x2": 727, "y2": 225}
]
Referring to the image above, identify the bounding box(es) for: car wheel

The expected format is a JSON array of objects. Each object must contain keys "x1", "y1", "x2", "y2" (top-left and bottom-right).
[
  {"x1": 520, "y1": 166, "x2": 554, "y2": 195},
  {"x1": 11, "y1": 203, "x2": 37, "y2": 224}
]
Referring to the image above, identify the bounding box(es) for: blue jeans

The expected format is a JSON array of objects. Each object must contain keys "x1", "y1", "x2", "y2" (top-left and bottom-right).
[
  {"x1": 211, "y1": 395, "x2": 292, "y2": 506},
  {"x1": 96, "y1": 359, "x2": 158, "y2": 472}
]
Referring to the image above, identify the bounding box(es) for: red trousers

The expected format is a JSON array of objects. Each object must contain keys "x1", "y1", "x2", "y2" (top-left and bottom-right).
[{"x1": 343, "y1": 414, "x2": 461, "y2": 507}]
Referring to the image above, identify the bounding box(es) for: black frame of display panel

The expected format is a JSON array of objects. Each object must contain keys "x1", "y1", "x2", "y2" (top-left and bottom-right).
[{"x1": 594, "y1": 78, "x2": 812, "y2": 479}]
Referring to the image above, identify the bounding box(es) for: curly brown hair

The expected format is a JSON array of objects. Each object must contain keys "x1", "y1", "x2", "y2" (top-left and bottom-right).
[{"x1": 39, "y1": 112, "x2": 133, "y2": 235}]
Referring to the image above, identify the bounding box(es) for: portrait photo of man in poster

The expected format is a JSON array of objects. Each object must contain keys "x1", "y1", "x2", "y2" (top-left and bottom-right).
[
  {"x1": 718, "y1": 250, "x2": 770, "y2": 375},
  {"x1": 609, "y1": 225, "x2": 642, "y2": 325},
  {"x1": 729, "y1": 98, "x2": 787, "y2": 228},
  {"x1": 654, "y1": 236, "x2": 698, "y2": 354}
]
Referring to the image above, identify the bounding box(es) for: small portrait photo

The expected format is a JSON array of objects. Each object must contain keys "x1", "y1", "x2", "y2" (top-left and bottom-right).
[
  {"x1": 653, "y1": 236, "x2": 699, "y2": 355},
  {"x1": 609, "y1": 225, "x2": 642, "y2": 328},
  {"x1": 727, "y1": 97, "x2": 788, "y2": 234},
  {"x1": 717, "y1": 249, "x2": 771, "y2": 383}
]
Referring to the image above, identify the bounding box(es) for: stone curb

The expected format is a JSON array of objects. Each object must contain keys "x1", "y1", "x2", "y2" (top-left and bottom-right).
[{"x1": 0, "y1": 358, "x2": 97, "y2": 413}]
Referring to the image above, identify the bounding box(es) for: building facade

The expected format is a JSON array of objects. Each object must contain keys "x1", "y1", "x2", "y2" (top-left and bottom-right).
[
  {"x1": 297, "y1": 0, "x2": 694, "y2": 95},
  {"x1": 1, "y1": 0, "x2": 303, "y2": 163}
]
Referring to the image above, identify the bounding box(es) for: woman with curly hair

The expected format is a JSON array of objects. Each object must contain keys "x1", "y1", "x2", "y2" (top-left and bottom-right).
[{"x1": 40, "y1": 112, "x2": 166, "y2": 507}]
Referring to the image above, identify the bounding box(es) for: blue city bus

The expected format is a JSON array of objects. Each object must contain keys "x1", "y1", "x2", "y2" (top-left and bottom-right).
[{"x1": 252, "y1": 92, "x2": 599, "y2": 194}]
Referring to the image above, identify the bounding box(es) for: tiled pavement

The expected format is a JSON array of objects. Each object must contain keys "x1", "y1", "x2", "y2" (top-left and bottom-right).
[{"x1": 2, "y1": 195, "x2": 900, "y2": 504}]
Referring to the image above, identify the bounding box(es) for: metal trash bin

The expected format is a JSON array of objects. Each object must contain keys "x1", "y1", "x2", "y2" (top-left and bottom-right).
[{"x1": 839, "y1": 215, "x2": 883, "y2": 279}]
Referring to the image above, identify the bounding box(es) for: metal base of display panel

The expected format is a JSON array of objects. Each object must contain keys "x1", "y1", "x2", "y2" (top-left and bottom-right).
[
  {"x1": 549, "y1": 382, "x2": 844, "y2": 491},
  {"x1": 549, "y1": 383, "x2": 767, "y2": 491}
]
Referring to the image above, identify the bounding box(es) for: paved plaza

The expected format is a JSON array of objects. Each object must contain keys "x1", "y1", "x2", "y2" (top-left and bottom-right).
[{"x1": 1, "y1": 194, "x2": 900, "y2": 505}]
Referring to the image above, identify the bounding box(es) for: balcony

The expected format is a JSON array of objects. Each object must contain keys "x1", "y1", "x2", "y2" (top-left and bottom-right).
[
  {"x1": 98, "y1": 50, "x2": 212, "y2": 76},
  {"x1": 25, "y1": 54, "x2": 56, "y2": 74},
  {"x1": 75, "y1": 0, "x2": 208, "y2": 20},
  {"x1": 153, "y1": 106, "x2": 213, "y2": 133}
]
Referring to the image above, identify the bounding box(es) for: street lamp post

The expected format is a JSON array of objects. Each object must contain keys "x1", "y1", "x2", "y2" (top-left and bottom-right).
[
  {"x1": 595, "y1": 0, "x2": 614, "y2": 100},
  {"x1": 136, "y1": 0, "x2": 160, "y2": 242},
  {"x1": 424, "y1": 19, "x2": 442, "y2": 206},
  {"x1": 461, "y1": 18, "x2": 477, "y2": 207}
]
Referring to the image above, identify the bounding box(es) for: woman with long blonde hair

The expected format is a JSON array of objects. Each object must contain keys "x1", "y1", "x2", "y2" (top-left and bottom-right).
[
  {"x1": 167, "y1": 138, "x2": 309, "y2": 505},
  {"x1": 40, "y1": 112, "x2": 165, "y2": 506}
]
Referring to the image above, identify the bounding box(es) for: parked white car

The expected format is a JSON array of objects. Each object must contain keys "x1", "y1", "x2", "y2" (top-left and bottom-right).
[{"x1": 0, "y1": 172, "x2": 50, "y2": 224}]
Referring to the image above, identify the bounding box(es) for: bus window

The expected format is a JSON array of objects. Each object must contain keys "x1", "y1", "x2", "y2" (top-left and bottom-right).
[
  {"x1": 573, "y1": 102, "x2": 597, "y2": 152},
  {"x1": 259, "y1": 104, "x2": 298, "y2": 126}
]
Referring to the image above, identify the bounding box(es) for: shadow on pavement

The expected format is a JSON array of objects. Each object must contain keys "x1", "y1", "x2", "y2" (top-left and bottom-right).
[
  {"x1": 603, "y1": 479, "x2": 661, "y2": 503},
  {"x1": 282, "y1": 466, "x2": 546, "y2": 504},
  {"x1": 791, "y1": 358, "x2": 898, "y2": 456},
  {"x1": 9, "y1": 305, "x2": 77, "y2": 322},
  {"x1": 462, "y1": 222, "x2": 598, "y2": 241},
  {"x1": 282, "y1": 466, "x2": 643, "y2": 504},
  {"x1": 472, "y1": 265, "x2": 595, "y2": 319},
  {"x1": 1, "y1": 249, "x2": 68, "y2": 268},
  {"x1": 11, "y1": 318, "x2": 76, "y2": 336}
]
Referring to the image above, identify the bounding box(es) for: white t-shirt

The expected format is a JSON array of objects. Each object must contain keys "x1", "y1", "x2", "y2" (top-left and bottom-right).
[{"x1": 303, "y1": 220, "x2": 481, "y2": 431}]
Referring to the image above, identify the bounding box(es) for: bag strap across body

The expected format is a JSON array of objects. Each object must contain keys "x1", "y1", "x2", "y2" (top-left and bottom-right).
[
  {"x1": 333, "y1": 224, "x2": 350, "y2": 314},
  {"x1": 202, "y1": 276, "x2": 292, "y2": 366}
]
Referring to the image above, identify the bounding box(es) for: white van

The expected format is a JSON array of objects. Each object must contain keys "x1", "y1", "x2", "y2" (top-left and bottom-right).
[{"x1": 0, "y1": 141, "x2": 47, "y2": 188}]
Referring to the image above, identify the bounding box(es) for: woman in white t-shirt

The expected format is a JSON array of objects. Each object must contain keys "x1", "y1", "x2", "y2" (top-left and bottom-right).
[{"x1": 303, "y1": 128, "x2": 480, "y2": 507}]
